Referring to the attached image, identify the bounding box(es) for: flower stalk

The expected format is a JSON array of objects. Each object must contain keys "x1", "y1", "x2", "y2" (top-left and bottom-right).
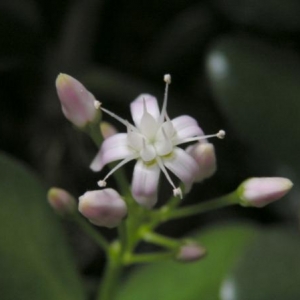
[
  {"x1": 97, "y1": 241, "x2": 123, "y2": 300},
  {"x1": 164, "y1": 192, "x2": 239, "y2": 221}
]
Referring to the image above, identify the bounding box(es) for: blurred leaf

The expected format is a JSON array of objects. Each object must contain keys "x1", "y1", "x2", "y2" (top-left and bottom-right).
[
  {"x1": 145, "y1": 4, "x2": 215, "y2": 74},
  {"x1": 0, "y1": 152, "x2": 85, "y2": 300},
  {"x1": 117, "y1": 224, "x2": 258, "y2": 300},
  {"x1": 83, "y1": 67, "x2": 160, "y2": 104},
  {"x1": 0, "y1": 0, "x2": 42, "y2": 58},
  {"x1": 220, "y1": 228, "x2": 300, "y2": 300},
  {"x1": 0, "y1": 0, "x2": 41, "y2": 29},
  {"x1": 213, "y1": 0, "x2": 300, "y2": 33},
  {"x1": 206, "y1": 36, "x2": 300, "y2": 178}
]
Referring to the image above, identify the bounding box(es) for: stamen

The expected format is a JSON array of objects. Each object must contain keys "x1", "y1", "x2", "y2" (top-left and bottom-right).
[
  {"x1": 97, "y1": 155, "x2": 137, "y2": 187},
  {"x1": 159, "y1": 74, "x2": 171, "y2": 124},
  {"x1": 100, "y1": 106, "x2": 129, "y2": 127},
  {"x1": 126, "y1": 121, "x2": 137, "y2": 133},
  {"x1": 217, "y1": 130, "x2": 226, "y2": 139},
  {"x1": 164, "y1": 74, "x2": 171, "y2": 84},
  {"x1": 156, "y1": 157, "x2": 181, "y2": 198},
  {"x1": 175, "y1": 129, "x2": 226, "y2": 145},
  {"x1": 98, "y1": 180, "x2": 107, "y2": 187},
  {"x1": 173, "y1": 187, "x2": 183, "y2": 198},
  {"x1": 94, "y1": 100, "x2": 101, "y2": 109}
]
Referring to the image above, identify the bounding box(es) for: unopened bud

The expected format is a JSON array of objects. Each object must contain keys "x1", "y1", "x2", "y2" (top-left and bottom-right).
[
  {"x1": 186, "y1": 142, "x2": 217, "y2": 182},
  {"x1": 238, "y1": 177, "x2": 293, "y2": 208},
  {"x1": 56, "y1": 73, "x2": 99, "y2": 127},
  {"x1": 47, "y1": 187, "x2": 76, "y2": 215},
  {"x1": 177, "y1": 242, "x2": 207, "y2": 263},
  {"x1": 100, "y1": 121, "x2": 117, "y2": 139},
  {"x1": 78, "y1": 188, "x2": 127, "y2": 228}
]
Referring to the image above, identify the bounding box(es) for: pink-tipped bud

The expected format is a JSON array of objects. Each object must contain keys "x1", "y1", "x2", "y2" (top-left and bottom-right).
[
  {"x1": 177, "y1": 242, "x2": 207, "y2": 263},
  {"x1": 47, "y1": 187, "x2": 76, "y2": 215},
  {"x1": 100, "y1": 121, "x2": 117, "y2": 139},
  {"x1": 238, "y1": 177, "x2": 293, "y2": 208},
  {"x1": 186, "y1": 142, "x2": 217, "y2": 182},
  {"x1": 56, "y1": 73, "x2": 99, "y2": 127},
  {"x1": 78, "y1": 189, "x2": 127, "y2": 228}
]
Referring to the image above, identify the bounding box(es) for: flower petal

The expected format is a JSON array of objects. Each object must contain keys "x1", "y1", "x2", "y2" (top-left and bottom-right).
[
  {"x1": 130, "y1": 94, "x2": 160, "y2": 127},
  {"x1": 140, "y1": 144, "x2": 156, "y2": 162},
  {"x1": 90, "y1": 133, "x2": 133, "y2": 171},
  {"x1": 127, "y1": 130, "x2": 144, "y2": 151},
  {"x1": 163, "y1": 147, "x2": 199, "y2": 192},
  {"x1": 139, "y1": 111, "x2": 158, "y2": 139},
  {"x1": 131, "y1": 160, "x2": 160, "y2": 208},
  {"x1": 171, "y1": 115, "x2": 204, "y2": 145}
]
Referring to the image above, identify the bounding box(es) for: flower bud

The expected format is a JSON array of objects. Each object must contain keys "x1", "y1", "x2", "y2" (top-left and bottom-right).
[
  {"x1": 100, "y1": 121, "x2": 117, "y2": 139},
  {"x1": 56, "y1": 73, "x2": 99, "y2": 127},
  {"x1": 186, "y1": 142, "x2": 217, "y2": 182},
  {"x1": 238, "y1": 177, "x2": 293, "y2": 208},
  {"x1": 78, "y1": 188, "x2": 127, "y2": 228},
  {"x1": 47, "y1": 187, "x2": 76, "y2": 215},
  {"x1": 176, "y1": 242, "x2": 207, "y2": 263}
]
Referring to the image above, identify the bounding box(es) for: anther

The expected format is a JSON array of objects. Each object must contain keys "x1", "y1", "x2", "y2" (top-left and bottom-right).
[
  {"x1": 98, "y1": 180, "x2": 107, "y2": 187},
  {"x1": 173, "y1": 187, "x2": 183, "y2": 199},
  {"x1": 94, "y1": 100, "x2": 101, "y2": 109},
  {"x1": 217, "y1": 130, "x2": 226, "y2": 139},
  {"x1": 164, "y1": 74, "x2": 171, "y2": 84}
]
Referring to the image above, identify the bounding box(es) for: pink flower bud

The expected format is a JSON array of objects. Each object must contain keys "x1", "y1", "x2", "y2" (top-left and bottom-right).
[
  {"x1": 238, "y1": 177, "x2": 293, "y2": 208},
  {"x1": 177, "y1": 242, "x2": 207, "y2": 262},
  {"x1": 100, "y1": 121, "x2": 117, "y2": 139},
  {"x1": 56, "y1": 73, "x2": 99, "y2": 127},
  {"x1": 78, "y1": 189, "x2": 127, "y2": 228},
  {"x1": 47, "y1": 187, "x2": 76, "y2": 215},
  {"x1": 186, "y1": 142, "x2": 217, "y2": 182}
]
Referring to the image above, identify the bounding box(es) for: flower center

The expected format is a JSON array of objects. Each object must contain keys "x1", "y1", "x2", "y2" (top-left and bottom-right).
[{"x1": 127, "y1": 117, "x2": 174, "y2": 163}]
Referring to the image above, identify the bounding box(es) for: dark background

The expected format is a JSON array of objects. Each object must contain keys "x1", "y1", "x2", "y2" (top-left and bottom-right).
[{"x1": 1, "y1": 0, "x2": 299, "y2": 286}]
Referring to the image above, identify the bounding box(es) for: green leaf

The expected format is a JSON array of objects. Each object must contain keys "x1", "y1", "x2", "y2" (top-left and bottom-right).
[
  {"x1": 220, "y1": 228, "x2": 300, "y2": 300},
  {"x1": 117, "y1": 224, "x2": 257, "y2": 300},
  {"x1": 206, "y1": 36, "x2": 300, "y2": 176},
  {"x1": 0, "y1": 153, "x2": 85, "y2": 300},
  {"x1": 213, "y1": 0, "x2": 300, "y2": 33}
]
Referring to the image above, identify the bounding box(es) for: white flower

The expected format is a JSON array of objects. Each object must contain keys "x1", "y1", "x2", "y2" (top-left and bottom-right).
[{"x1": 91, "y1": 74, "x2": 225, "y2": 208}]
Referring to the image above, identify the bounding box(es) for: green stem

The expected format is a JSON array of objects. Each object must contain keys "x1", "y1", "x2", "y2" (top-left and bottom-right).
[
  {"x1": 86, "y1": 120, "x2": 103, "y2": 147},
  {"x1": 125, "y1": 251, "x2": 175, "y2": 265},
  {"x1": 166, "y1": 192, "x2": 239, "y2": 221},
  {"x1": 108, "y1": 166, "x2": 130, "y2": 197},
  {"x1": 142, "y1": 230, "x2": 179, "y2": 249},
  {"x1": 72, "y1": 214, "x2": 109, "y2": 251},
  {"x1": 97, "y1": 242, "x2": 123, "y2": 300}
]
